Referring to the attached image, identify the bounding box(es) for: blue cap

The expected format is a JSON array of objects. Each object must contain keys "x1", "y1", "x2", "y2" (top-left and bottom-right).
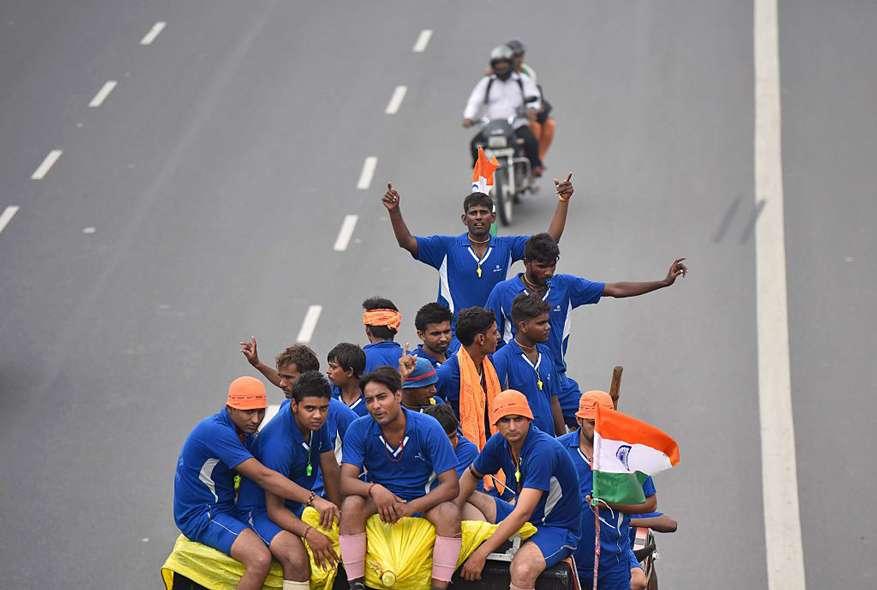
[{"x1": 403, "y1": 357, "x2": 438, "y2": 388}]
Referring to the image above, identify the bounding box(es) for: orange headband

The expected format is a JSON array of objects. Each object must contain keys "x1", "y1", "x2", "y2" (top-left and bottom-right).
[{"x1": 362, "y1": 309, "x2": 402, "y2": 331}]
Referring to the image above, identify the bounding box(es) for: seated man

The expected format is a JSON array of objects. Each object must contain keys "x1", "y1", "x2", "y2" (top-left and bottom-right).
[
  {"x1": 362, "y1": 297, "x2": 404, "y2": 373},
  {"x1": 401, "y1": 356, "x2": 444, "y2": 410},
  {"x1": 338, "y1": 367, "x2": 462, "y2": 590},
  {"x1": 327, "y1": 342, "x2": 368, "y2": 416},
  {"x1": 455, "y1": 391, "x2": 582, "y2": 589},
  {"x1": 423, "y1": 404, "x2": 479, "y2": 479},
  {"x1": 173, "y1": 377, "x2": 340, "y2": 590},
  {"x1": 414, "y1": 302, "x2": 455, "y2": 367},
  {"x1": 491, "y1": 293, "x2": 565, "y2": 435},
  {"x1": 236, "y1": 371, "x2": 342, "y2": 589},
  {"x1": 558, "y1": 391, "x2": 656, "y2": 589}
]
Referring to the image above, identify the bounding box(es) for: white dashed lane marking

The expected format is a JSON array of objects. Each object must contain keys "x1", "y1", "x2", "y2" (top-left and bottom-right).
[
  {"x1": 0, "y1": 206, "x2": 20, "y2": 234},
  {"x1": 385, "y1": 85, "x2": 407, "y2": 114},
  {"x1": 140, "y1": 21, "x2": 166, "y2": 45},
  {"x1": 333, "y1": 215, "x2": 358, "y2": 251},
  {"x1": 412, "y1": 29, "x2": 432, "y2": 53},
  {"x1": 89, "y1": 81, "x2": 117, "y2": 107},
  {"x1": 296, "y1": 305, "x2": 322, "y2": 343},
  {"x1": 356, "y1": 157, "x2": 377, "y2": 190},
  {"x1": 31, "y1": 150, "x2": 62, "y2": 180}
]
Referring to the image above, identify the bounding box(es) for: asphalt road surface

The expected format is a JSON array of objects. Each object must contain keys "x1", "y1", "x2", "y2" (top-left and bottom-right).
[{"x1": 1, "y1": 1, "x2": 875, "y2": 588}]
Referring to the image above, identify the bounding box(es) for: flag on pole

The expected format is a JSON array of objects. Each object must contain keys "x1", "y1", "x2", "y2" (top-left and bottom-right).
[
  {"x1": 592, "y1": 405, "x2": 680, "y2": 505},
  {"x1": 471, "y1": 146, "x2": 499, "y2": 194}
]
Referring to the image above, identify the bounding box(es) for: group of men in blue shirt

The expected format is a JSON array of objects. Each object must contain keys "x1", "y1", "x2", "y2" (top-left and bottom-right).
[{"x1": 171, "y1": 183, "x2": 684, "y2": 590}]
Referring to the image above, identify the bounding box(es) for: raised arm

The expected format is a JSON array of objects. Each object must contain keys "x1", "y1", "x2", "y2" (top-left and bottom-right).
[
  {"x1": 602, "y1": 258, "x2": 688, "y2": 298},
  {"x1": 546, "y1": 173, "x2": 574, "y2": 241},
  {"x1": 382, "y1": 183, "x2": 418, "y2": 256},
  {"x1": 240, "y1": 337, "x2": 282, "y2": 389}
]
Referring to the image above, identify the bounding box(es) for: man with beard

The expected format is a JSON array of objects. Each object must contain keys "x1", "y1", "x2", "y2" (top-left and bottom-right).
[
  {"x1": 414, "y1": 303, "x2": 454, "y2": 367},
  {"x1": 486, "y1": 233, "x2": 688, "y2": 427},
  {"x1": 236, "y1": 371, "x2": 342, "y2": 589},
  {"x1": 338, "y1": 367, "x2": 462, "y2": 590}
]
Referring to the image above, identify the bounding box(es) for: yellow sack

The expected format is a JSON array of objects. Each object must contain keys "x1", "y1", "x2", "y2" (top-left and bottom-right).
[
  {"x1": 364, "y1": 516, "x2": 537, "y2": 590},
  {"x1": 160, "y1": 507, "x2": 339, "y2": 590}
]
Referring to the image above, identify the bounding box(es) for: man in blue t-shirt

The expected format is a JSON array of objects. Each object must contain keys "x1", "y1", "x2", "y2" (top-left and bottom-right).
[
  {"x1": 423, "y1": 404, "x2": 479, "y2": 481},
  {"x1": 455, "y1": 391, "x2": 581, "y2": 588},
  {"x1": 327, "y1": 343, "x2": 368, "y2": 416},
  {"x1": 173, "y1": 376, "x2": 340, "y2": 590},
  {"x1": 236, "y1": 372, "x2": 342, "y2": 588},
  {"x1": 338, "y1": 367, "x2": 463, "y2": 590},
  {"x1": 414, "y1": 302, "x2": 454, "y2": 368},
  {"x1": 486, "y1": 233, "x2": 688, "y2": 426},
  {"x1": 400, "y1": 355, "x2": 445, "y2": 411},
  {"x1": 381, "y1": 181, "x2": 573, "y2": 325},
  {"x1": 491, "y1": 293, "x2": 565, "y2": 435},
  {"x1": 361, "y1": 296, "x2": 404, "y2": 373}
]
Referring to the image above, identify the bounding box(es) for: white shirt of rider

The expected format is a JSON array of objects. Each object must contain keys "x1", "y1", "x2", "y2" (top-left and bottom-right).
[{"x1": 463, "y1": 72, "x2": 541, "y2": 129}]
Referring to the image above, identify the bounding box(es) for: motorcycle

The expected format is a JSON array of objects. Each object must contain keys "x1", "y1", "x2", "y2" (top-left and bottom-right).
[{"x1": 473, "y1": 110, "x2": 538, "y2": 226}]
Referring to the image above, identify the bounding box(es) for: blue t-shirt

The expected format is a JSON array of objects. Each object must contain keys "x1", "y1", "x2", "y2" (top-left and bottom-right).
[
  {"x1": 623, "y1": 476, "x2": 657, "y2": 547},
  {"x1": 236, "y1": 400, "x2": 332, "y2": 514},
  {"x1": 435, "y1": 354, "x2": 463, "y2": 417},
  {"x1": 414, "y1": 233, "x2": 528, "y2": 317},
  {"x1": 312, "y1": 398, "x2": 359, "y2": 497},
  {"x1": 342, "y1": 408, "x2": 457, "y2": 501},
  {"x1": 473, "y1": 426, "x2": 581, "y2": 533},
  {"x1": 414, "y1": 344, "x2": 446, "y2": 369},
  {"x1": 332, "y1": 385, "x2": 368, "y2": 417},
  {"x1": 173, "y1": 408, "x2": 255, "y2": 528},
  {"x1": 454, "y1": 433, "x2": 479, "y2": 477},
  {"x1": 558, "y1": 430, "x2": 631, "y2": 575},
  {"x1": 486, "y1": 273, "x2": 604, "y2": 410},
  {"x1": 363, "y1": 341, "x2": 404, "y2": 374},
  {"x1": 491, "y1": 340, "x2": 560, "y2": 436}
]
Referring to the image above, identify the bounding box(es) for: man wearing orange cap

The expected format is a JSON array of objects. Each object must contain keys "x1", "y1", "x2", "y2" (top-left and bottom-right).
[
  {"x1": 455, "y1": 390, "x2": 582, "y2": 590},
  {"x1": 557, "y1": 391, "x2": 657, "y2": 590},
  {"x1": 173, "y1": 376, "x2": 340, "y2": 590}
]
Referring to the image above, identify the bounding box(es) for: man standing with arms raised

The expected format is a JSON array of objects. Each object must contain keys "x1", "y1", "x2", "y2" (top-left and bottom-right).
[{"x1": 381, "y1": 178, "x2": 574, "y2": 328}]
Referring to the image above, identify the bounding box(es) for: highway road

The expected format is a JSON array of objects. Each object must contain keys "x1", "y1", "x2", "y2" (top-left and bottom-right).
[{"x1": 1, "y1": 1, "x2": 874, "y2": 588}]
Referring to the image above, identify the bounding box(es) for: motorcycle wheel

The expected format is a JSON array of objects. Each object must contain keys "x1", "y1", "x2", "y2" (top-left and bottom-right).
[{"x1": 494, "y1": 168, "x2": 513, "y2": 226}]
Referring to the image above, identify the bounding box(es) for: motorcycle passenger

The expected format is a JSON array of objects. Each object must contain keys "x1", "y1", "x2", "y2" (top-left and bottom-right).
[
  {"x1": 463, "y1": 45, "x2": 543, "y2": 177},
  {"x1": 507, "y1": 39, "x2": 556, "y2": 163}
]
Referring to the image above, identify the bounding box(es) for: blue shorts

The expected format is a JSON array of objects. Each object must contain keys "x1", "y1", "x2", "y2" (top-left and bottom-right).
[
  {"x1": 244, "y1": 506, "x2": 304, "y2": 546},
  {"x1": 628, "y1": 548, "x2": 642, "y2": 571},
  {"x1": 577, "y1": 565, "x2": 631, "y2": 590},
  {"x1": 493, "y1": 498, "x2": 577, "y2": 568},
  {"x1": 181, "y1": 510, "x2": 248, "y2": 556}
]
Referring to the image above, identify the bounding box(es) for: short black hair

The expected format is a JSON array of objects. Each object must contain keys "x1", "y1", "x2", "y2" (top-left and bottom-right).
[
  {"x1": 463, "y1": 192, "x2": 493, "y2": 213},
  {"x1": 455, "y1": 307, "x2": 496, "y2": 346},
  {"x1": 423, "y1": 404, "x2": 459, "y2": 435},
  {"x1": 511, "y1": 292, "x2": 551, "y2": 325},
  {"x1": 275, "y1": 344, "x2": 320, "y2": 372},
  {"x1": 327, "y1": 343, "x2": 366, "y2": 377},
  {"x1": 524, "y1": 233, "x2": 560, "y2": 264},
  {"x1": 291, "y1": 370, "x2": 331, "y2": 402},
  {"x1": 362, "y1": 296, "x2": 399, "y2": 340},
  {"x1": 360, "y1": 366, "x2": 402, "y2": 394},
  {"x1": 415, "y1": 302, "x2": 453, "y2": 332}
]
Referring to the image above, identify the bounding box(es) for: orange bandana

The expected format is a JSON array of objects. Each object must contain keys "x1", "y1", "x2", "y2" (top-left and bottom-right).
[{"x1": 362, "y1": 309, "x2": 402, "y2": 331}]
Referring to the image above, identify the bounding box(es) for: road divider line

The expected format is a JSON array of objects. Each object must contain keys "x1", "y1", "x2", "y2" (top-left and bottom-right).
[
  {"x1": 260, "y1": 404, "x2": 280, "y2": 430},
  {"x1": 140, "y1": 21, "x2": 166, "y2": 45},
  {"x1": 385, "y1": 85, "x2": 407, "y2": 114},
  {"x1": 296, "y1": 305, "x2": 322, "y2": 343},
  {"x1": 412, "y1": 29, "x2": 432, "y2": 53},
  {"x1": 89, "y1": 80, "x2": 117, "y2": 107},
  {"x1": 333, "y1": 215, "x2": 359, "y2": 251},
  {"x1": 357, "y1": 157, "x2": 377, "y2": 190},
  {"x1": 754, "y1": 1, "x2": 806, "y2": 588},
  {"x1": 0, "y1": 206, "x2": 19, "y2": 234},
  {"x1": 31, "y1": 150, "x2": 63, "y2": 180}
]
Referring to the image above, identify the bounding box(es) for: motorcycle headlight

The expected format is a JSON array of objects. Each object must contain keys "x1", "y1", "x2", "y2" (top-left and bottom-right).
[{"x1": 488, "y1": 136, "x2": 508, "y2": 148}]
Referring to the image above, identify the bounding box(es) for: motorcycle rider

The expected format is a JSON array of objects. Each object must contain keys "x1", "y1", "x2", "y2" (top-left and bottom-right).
[
  {"x1": 463, "y1": 45, "x2": 543, "y2": 177},
  {"x1": 507, "y1": 39, "x2": 555, "y2": 163}
]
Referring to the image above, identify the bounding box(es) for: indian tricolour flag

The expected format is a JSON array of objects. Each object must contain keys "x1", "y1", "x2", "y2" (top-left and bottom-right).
[
  {"x1": 471, "y1": 146, "x2": 499, "y2": 194},
  {"x1": 592, "y1": 405, "x2": 680, "y2": 504}
]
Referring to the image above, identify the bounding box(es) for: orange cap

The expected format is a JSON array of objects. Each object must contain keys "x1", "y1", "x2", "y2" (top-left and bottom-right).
[
  {"x1": 490, "y1": 390, "x2": 534, "y2": 425},
  {"x1": 227, "y1": 376, "x2": 267, "y2": 410},
  {"x1": 576, "y1": 390, "x2": 614, "y2": 420}
]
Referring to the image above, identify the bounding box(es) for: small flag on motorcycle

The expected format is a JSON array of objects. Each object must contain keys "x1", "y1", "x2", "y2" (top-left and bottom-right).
[{"x1": 471, "y1": 146, "x2": 499, "y2": 195}]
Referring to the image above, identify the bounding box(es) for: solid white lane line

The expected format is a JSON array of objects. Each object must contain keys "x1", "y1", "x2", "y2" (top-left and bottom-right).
[
  {"x1": 140, "y1": 21, "x2": 166, "y2": 45},
  {"x1": 296, "y1": 305, "x2": 322, "y2": 343},
  {"x1": 0, "y1": 206, "x2": 19, "y2": 234},
  {"x1": 31, "y1": 150, "x2": 63, "y2": 180},
  {"x1": 89, "y1": 80, "x2": 117, "y2": 107},
  {"x1": 356, "y1": 157, "x2": 377, "y2": 190},
  {"x1": 260, "y1": 404, "x2": 280, "y2": 430},
  {"x1": 412, "y1": 29, "x2": 432, "y2": 53},
  {"x1": 333, "y1": 215, "x2": 359, "y2": 251},
  {"x1": 385, "y1": 85, "x2": 407, "y2": 114},
  {"x1": 754, "y1": 1, "x2": 806, "y2": 589}
]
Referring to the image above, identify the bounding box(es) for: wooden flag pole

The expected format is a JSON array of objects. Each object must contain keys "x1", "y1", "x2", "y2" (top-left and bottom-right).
[{"x1": 608, "y1": 366, "x2": 623, "y2": 406}]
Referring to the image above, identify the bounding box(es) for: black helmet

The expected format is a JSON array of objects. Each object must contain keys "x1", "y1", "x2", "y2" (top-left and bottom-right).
[
  {"x1": 506, "y1": 40, "x2": 526, "y2": 56},
  {"x1": 489, "y1": 45, "x2": 514, "y2": 65}
]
